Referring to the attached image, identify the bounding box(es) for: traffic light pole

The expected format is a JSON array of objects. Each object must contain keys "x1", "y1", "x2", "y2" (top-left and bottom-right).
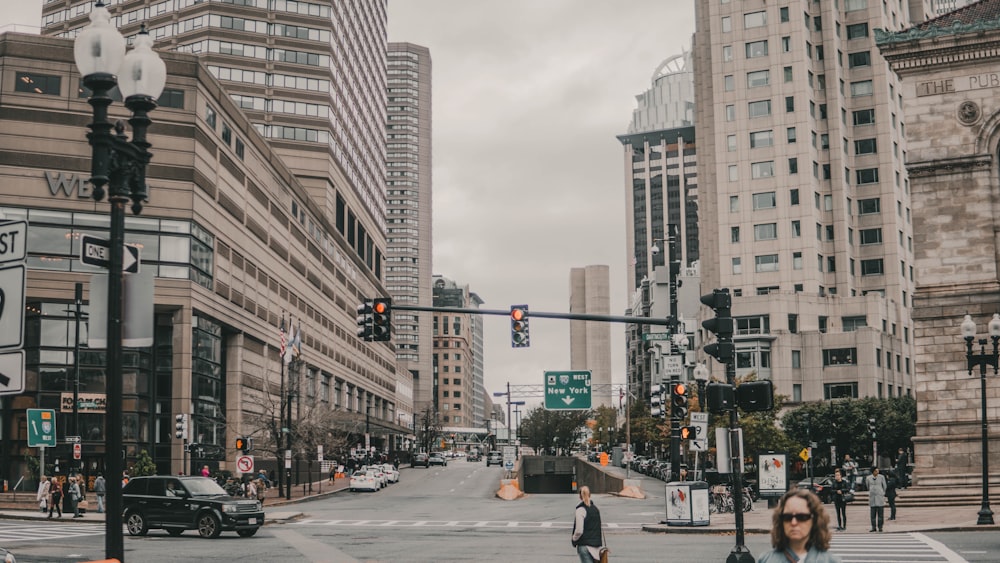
[
  {"x1": 392, "y1": 304, "x2": 676, "y2": 326},
  {"x1": 669, "y1": 374, "x2": 681, "y2": 482},
  {"x1": 726, "y1": 358, "x2": 753, "y2": 563}
]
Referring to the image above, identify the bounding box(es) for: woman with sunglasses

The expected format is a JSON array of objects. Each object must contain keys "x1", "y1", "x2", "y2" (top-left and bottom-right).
[{"x1": 757, "y1": 489, "x2": 842, "y2": 563}]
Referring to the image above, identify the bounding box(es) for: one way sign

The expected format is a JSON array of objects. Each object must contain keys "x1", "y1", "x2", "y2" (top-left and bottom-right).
[{"x1": 80, "y1": 235, "x2": 140, "y2": 273}]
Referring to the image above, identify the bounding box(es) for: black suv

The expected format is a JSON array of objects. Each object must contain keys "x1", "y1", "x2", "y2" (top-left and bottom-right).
[{"x1": 122, "y1": 476, "x2": 264, "y2": 538}]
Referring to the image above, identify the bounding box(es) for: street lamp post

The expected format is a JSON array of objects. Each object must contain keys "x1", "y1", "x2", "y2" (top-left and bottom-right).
[
  {"x1": 74, "y1": 4, "x2": 165, "y2": 560},
  {"x1": 960, "y1": 313, "x2": 1000, "y2": 526}
]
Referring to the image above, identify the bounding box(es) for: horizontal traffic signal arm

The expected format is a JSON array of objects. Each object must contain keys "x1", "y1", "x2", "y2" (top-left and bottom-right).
[{"x1": 391, "y1": 304, "x2": 676, "y2": 326}]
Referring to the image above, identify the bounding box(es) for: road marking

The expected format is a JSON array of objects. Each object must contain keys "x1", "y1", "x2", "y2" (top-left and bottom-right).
[
  {"x1": 911, "y1": 533, "x2": 969, "y2": 563},
  {"x1": 294, "y1": 520, "x2": 644, "y2": 530},
  {"x1": 831, "y1": 533, "x2": 968, "y2": 563}
]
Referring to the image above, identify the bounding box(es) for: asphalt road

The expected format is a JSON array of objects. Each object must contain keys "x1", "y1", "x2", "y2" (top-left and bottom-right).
[{"x1": 2, "y1": 461, "x2": 997, "y2": 562}]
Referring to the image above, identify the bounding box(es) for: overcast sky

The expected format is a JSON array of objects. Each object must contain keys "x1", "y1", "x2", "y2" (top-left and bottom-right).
[{"x1": 6, "y1": 1, "x2": 698, "y2": 411}]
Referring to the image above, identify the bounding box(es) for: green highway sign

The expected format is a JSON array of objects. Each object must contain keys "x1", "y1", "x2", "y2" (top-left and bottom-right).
[
  {"x1": 27, "y1": 408, "x2": 57, "y2": 447},
  {"x1": 642, "y1": 332, "x2": 672, "y2": 342},
  {"x1": 544, "y1": 370, "x2": 592, "y2": 410}
]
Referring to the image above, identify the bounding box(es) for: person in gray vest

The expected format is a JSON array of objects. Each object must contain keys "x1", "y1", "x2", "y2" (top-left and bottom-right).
[
  {"x1": 866, "y1": 466, "x2": 887, "y2": 532},
  {"x1": 93, "y1": 473, "x2": 106, "y2": 513}
]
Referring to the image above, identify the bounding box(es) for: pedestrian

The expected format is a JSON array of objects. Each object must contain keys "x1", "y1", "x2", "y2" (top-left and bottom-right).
[
  {"x1": 69, "y1": 474, "x2": 82, "y2": 518},
  {"x1": 256, "y1": 478, "x2": 267, "y2": 506},
  {"x1": 571, "y1": 485, "x2": 605, "y2": 563},
  {"x1": 757, "y1": 489, "x2": 841, "y2": 563},
  {"x1": 94, "y1": 473, "x2": 106, "y2": 513},
  {"x1": 831, "y1": 468, "x2": 851, "y2": 531},
  {"x1": 245, "y1": 478, "x2": 258, "y2": 500},
  {"x1": 841, "y1": 454, "x2": 858, "y2": 488},
  {"x1": 201, "y1": 465, "x2": 211, "y2": 478},
  {"x1": 329, "y1": 464, "x2": 336, "y2": 484},
  {"x1": 896, "y1": 448, "x2": 908, "y2": 487},
  {"x1": 37, "y1": 475, "x2": 50, "y2": 513},
  {"x1": 866, "y1": 466, "x2": 887, "y2": 532},
  {"x1": 393, "y1": 456, "x2": 400, "y2": 470},
  {"x1": 122, "y1": 471, "x2": 129, "y2": 486},
  {"x1": 257, "y1": 469, "x2": 270, "y2": 488},
  {"x1": 886, "y1": 473, "x2": 898, "y2": 521},
  {"x1": 48, "y1": 479, "x2": 62, "y2": 518}
]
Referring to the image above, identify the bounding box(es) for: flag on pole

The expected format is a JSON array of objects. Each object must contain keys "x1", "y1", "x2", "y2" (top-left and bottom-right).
[
  {"x1": 279, "y1": 316, "x2": 287, "y2": 359},
  {"x1": 284, "y1": 322, "x2": 296, "y2": 365},
  {"x1": 292, "y1": 320, "x2": 303, "y2": 360}
]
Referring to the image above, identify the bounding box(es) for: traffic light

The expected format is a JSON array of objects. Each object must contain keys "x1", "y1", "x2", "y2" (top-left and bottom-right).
[
  {"x1": 650, "y1": 383, "x2": 665, "y2": 418},
  {"x1": 356, "y1": 300, "x2": 373, "y2": 341},
  {"x1": 701, "y1": 288, "x2": 734, "y2": 363},
  {"x1": 372, "y1": 297, "x2": 392, "y2": 341},
  {"x1": 868, "y1": 418, "x2": 877, "y2": 438},
  {"x1": 736, "y1": 380, "x2": 774, "y2": 412},
  {"x1": 671, "y1": 382, "x2": 688, "y2": 421},
  {"x1": 175, "y1": 414, "x2": 188, "y2": 440},
  {"x1": 511, "y1": 305, "x2": 530, "y2": 348},
  {"x1": 235, "y1": 436, "x2": 252, "y2": 453},
  {"x1": 706, "y1": 382, "x2": 735, "y2": 413},
  {"x1": 680, "y1": 426, "x2": 698, "y2": 441}
]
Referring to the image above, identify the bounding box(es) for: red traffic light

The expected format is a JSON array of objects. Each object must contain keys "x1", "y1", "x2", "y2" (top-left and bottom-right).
[
  {"x1": 673, "y1": 383, "x2": 686, "y2": 396},
  {"x1": 373, "y1": 301, "x2": 388, "y2": 315},
  {"x1": 511, "y1": 308, "x2": 525, "y2": 321}
]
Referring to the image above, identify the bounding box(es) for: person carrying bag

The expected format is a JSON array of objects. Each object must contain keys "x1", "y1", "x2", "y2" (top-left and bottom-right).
[{"x1": 571, "y1": 486, "x2": 608, "y2": 563}]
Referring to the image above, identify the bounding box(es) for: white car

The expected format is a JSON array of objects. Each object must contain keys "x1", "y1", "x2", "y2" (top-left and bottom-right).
[
  {"x1": 350, "y1": 470, "x2": 380, "y2": 492},
  {"x1": 380, "y1": 464, "x2": 399, "y2": 483},
  {"x1": 365, "y1": 465, "x2": 388, "y2": 487}
]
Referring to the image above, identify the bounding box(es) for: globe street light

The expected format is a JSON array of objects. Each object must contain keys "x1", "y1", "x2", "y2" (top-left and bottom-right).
[
  {"x1": 74, "y1": 4, "x2": 165, "y2": 560},
  {"x1": 960, "y1": 313, "x2": 1000, "y2": 526}
]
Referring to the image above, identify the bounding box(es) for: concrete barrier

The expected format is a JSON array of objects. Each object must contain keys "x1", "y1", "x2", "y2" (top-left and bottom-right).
[
  {"x1": 618, "y1": 478, "x2": 645, "y2": 499},
  {"x1": 496, "y1": 478, "x2": 524, "y2": 500}
]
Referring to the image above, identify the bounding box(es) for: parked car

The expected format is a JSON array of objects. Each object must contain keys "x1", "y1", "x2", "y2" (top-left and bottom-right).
[
  {"x1": 486, "y1": 451, "x2": 503, "y2": 467},
  {"x1": 122, "y1": 476, "x2": 264, "y2": 538},
  {"x1": 413, "y1": 453, "x2": 430, "y2": 468},
  {"x1": 366, "y1": 465, "x2": 388, "y2": 487},
  {"x1": 796, "y1": 475, "x2": 835, "y2": 504},
  {"x1": 428, "y1": 452, "x2": 448, "y2": 466},
  {"x1": 380, "y1": 463, "x2": 399, "y2": 483},
  {"x1": 351, "y1": 470, "x2": 381, "y2": 492}
]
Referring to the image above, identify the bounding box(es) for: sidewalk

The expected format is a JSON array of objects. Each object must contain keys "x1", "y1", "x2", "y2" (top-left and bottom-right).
[
  {"x1": 642, "y1": 501, "x2": 1000, "y2": 534},
  {"x1": 0, "y1": 477, "x2": 351, "y2": 525}
]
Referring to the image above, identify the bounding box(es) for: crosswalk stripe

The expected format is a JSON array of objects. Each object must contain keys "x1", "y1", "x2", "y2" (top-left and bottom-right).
[{"x1": 830, "y1": 533, "x2": 968, "y2": 563}]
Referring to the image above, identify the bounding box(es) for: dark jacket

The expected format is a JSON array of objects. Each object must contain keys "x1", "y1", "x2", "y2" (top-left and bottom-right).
[
  {"x1": 831, "y1": 478, "x2": 851, "y2": 505},
  {"x1": 572, "y1": 501, "x2": 602, "y2": 548}
]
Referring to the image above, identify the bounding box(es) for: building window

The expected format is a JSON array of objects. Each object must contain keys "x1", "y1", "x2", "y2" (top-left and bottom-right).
[
  {"x1": 792, "y1": 350, "x2": 801, "y2": 368},
  {"x1": 731, "y1": 227, "x2": 741, "y2": 243},
  {"x1": 843, "y1": 316, "x2": 867, "y2": 331},
  {"x1": 747, "y1": 69, "x2": 770, "y2": 88},
  {"x1": 784, "y1": 66, "x2": 793, "y2": 82},
  {"x1": 722, "y1": 16, "x2": 731, "y2": 33},
  {"x1": 755, "y1": 254, "x2": 779, "y2": 272},
  {"x1": 789, "y1": 158, "x2": 798, "y2": 174},
  {"x1": 859, "y1": 198, "x2": 881, "y2": 214},
  {"x1": 785, "y1": 96, "x2": 795, "y2": 112},
  {"x1": 221, "y1": 122, "x2": 232, "y2": 145},
  {"x1": 824, "y1": 383, "x2": 858, "y2": 400},
  {"x1": 780, "y1": 7, "x2": 790, "y2": 22},
  {"x1": 791, "y1": 222, "x2": 801, "y2": 238},
  {"x1": 846, "y1": 22, "x2": 869, "y2": 39},
  {"x1": 749, "y1": 130, "x2": 773, "y2": 148},
  {"x1": 744, "y1": 11, "x2": 767, "y2": 28},
  {"x1": 751, "y1": 161, "x2": 775, "y2": 179},
  {"x1": 789, "y1": 314, "x2": 798, "y2": 334},
  {"x1": 855, "y1": 138, "x2": 877, "y2": 155},
  {"x1": 851, "y1": 80, "x2": 874, "y2": 97},
  {"x1": 235, "y1": 138, "x2": 245, "y2": 160},
  {"x1": 729, "y1": 165, "x2": 739, "y2": 181},
  {"x1": 745, "y1": 40, "x2": 768, "y2": 58},
  {"x1": 159, "y1": 88, "x2": 186, "y2": 109},
  {"x1": 787, "y1": 127, "x2": 797, "y2": 143},
  {"x1": 748, "y1": 100, "x2": 772, "y2": 118},
  {"x1": 861, "y1": 259, "x2": 884, "y2": 276},
  {"x1": 752, "y1": 192, "x2": 776, "y2": 209},
  {"x1": 853, "y1": 109, "x2": 876, "y2": 126},
  {"x1": 754, "y1": 223, "x2": 777, "y2": 240},
  {"x1": 823, "y1": 348, "x2": 858, "y2": 366},
  {"x1": 15, "y1": 72, "x2": 61, "y2": 95},
  {"x1": 848, "y1": 51, "x2": 871, "y2": 68},
  {"x1": 728, "y1": 135, "x2": 737, "y2": 152},
  {"x1": 730, "y1": 195, "x2": 739, "y2": 212},
  {"x1": 860, "y1": 228, "x2": 883, "y2": 245},
  {"x1": 206, "y1": 105, "x2": 217, "y2": 129},
  {"x1": 732, "y1": 257, "x2": 742, "y2": 274},
  {"x1": 819, "y1": 316, "x2": 828, "y2": 333},
  {"x1": 757, "y1": 286, "x2": 779, "y2": 295},
  {"x1": 725, "y1": 75, "x2": 735, "y2": 91},
  {"x1": 726, "y1": 105, "x2": 736, "y2": 121},
  {"x1": 723, "y1": 45, "x2": 733, "y2": 61},
  {"x1": 856, "y1": 168, "x2": 879, "y2": 185},
  {"x1": 781, "y1": 36, "x2": 791, "y2": 52}
]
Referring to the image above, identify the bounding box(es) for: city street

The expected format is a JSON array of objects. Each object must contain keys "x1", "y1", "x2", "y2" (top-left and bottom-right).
[{"x1": 1, "y1": 463, "x2": 998, "y2": 562}]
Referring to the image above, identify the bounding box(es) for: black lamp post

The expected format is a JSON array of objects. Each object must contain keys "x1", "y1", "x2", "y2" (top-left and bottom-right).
[
  {"x1": 961, "y1": 313, "x2": 1000, "y2": 526},
  {"x1": 74, "y1": 4, "x2": 165, "y2": 561}
]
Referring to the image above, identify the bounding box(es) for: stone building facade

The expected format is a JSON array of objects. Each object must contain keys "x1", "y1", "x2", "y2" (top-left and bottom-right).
[{"x1": 877, "y1": 2, "x2": 1000, "y2": 485}]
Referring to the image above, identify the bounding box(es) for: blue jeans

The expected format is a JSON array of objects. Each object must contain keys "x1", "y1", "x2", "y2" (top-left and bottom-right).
[
  {"x1": 576, "y1": 544, "x2": 597, "y2": 563},
  {"x1": 96, "y1": 494, "x2": 105, "y2": 513}
]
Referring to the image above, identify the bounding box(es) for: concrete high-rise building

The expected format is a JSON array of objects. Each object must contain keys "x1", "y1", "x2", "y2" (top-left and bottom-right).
[
  {"x1": 931, "y1": 0, "x2": 975, "y2": 15},
  {"x1": 385, "y1": 43, "x2": 433, "y2": 425},
  {"x1": 619, "y1": 49, "x2": 699, "y2": 399},
  {"x1": 692, "y1": 0, "x2": 925, "y2": 404},
  {"x1": 569, "y1": 265, "x2": 612, "y2": 408},
  {"x1": 432, "y1": 276, "x2": 483, "y2": 427}
]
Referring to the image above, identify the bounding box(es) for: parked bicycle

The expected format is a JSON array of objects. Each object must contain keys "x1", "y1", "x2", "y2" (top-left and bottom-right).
[{"x1": 708, "y1": 484, "x2": 753, "y2": 513}]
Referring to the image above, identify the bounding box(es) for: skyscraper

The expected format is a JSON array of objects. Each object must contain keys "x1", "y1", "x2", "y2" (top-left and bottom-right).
[
  {"x1": 692, "y1": 0, "x2": 923, "y2": 403},
  {"x1": 385, "y1": 43, "x2": 434, "y2": 423},
  {"x1": 569, "y1": 265, "x2": 612, "y2": 408}
]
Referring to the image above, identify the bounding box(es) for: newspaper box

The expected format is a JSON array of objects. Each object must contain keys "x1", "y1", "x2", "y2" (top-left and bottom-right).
[{"x1": 665, "y1": 481, "x2": 710, "y2": 526}]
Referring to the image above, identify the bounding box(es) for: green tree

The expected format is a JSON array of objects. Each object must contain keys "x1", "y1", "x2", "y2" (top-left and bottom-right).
[
  {"x1": 626, "y1": 398, "x2": 668, "y2": 456},
  {"x1": 520, "y1": 407, "x2": 591, "y2": 454},
  {"x1": 707, "y1": 373, "x2": 795, "y2": 460},
  {"x1": 590, "y1": 405, "x2": 619, "y2": 449},
  {"x1": 132, "y1": 449, "x2": 158, "y2": 477}
]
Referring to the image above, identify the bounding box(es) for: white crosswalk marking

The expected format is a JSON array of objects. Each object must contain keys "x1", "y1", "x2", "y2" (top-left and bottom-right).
[
  {"x1": 294, "y1": 519, "x2": 643, "y2": 530},
  {"x1": 0, "y1": 522, "x2": 106, "y2": 543},
  {"x1": 831, "y1": 532, "x2": 968, "y2": 563}
]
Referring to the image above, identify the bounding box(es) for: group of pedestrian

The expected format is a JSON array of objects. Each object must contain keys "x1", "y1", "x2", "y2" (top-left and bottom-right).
[{"x1": 37, "y1": 473, "x2": 102, "y2": 519}]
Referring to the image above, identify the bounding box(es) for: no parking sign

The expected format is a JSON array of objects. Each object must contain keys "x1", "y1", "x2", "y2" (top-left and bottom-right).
[{"x1": 236, "y1": 455, "x2": 254, "y2": 474}]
